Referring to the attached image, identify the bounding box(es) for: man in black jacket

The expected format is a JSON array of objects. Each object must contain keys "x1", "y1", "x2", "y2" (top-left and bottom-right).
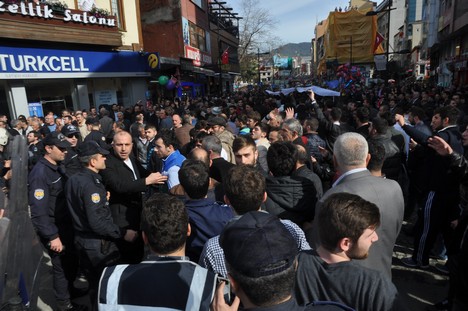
[
  {"x1": 396, "y1": 106, "x2": 463, "y2": 269},
  {"x1": 264, "y1": 142, "x2": 317, "y2": 227},
  {"x1": 100, "y1": 131, "x2": 167, "y2": 263}
]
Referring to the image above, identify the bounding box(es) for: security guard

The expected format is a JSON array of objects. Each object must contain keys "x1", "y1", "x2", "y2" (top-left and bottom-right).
[
  {"x1": 29, "y1": 132, "x2": 80, "y2": 311},
  {"x1": 83, "y1": 118, "x2": 110, "y2": 150},
  {"x1": 65, "y1": 141, "x2": 137, "y2": 310}
]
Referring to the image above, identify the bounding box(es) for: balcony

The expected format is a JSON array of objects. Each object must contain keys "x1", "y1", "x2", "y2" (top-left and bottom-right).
[{"x1": 0, "y1": 2, "x2": 122, "y2": 47}]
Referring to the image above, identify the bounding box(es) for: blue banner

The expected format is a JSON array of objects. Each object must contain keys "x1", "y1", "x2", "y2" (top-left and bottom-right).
[{"x1": 0, "y1": 46, "x2": 154, "y2": 79}]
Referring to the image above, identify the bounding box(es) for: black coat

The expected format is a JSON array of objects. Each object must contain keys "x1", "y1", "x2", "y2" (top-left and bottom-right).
[{"x1": 100, "y1": 151, "x2": 149, "y2": 230}]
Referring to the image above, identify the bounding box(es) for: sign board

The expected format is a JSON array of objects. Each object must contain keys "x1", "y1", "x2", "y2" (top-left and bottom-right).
[
  {"x1": 374, "y1": 55, "x2": 387, "y2": 71},
  {"x1": 28, "y1": 102, "x2": 44, "y2": 117},
  {"x1": 95, "y1": 90, "x2": 117, "y2": 106},
  {"x1": 0, "y1": 46, "x2": 151, "y2": 79},
  {"x1": 184, "y1": 46, "x2": 212, "y2": 66},
  {"x1": 0, "y1": 2, "x2": 116, "y2": 27}
]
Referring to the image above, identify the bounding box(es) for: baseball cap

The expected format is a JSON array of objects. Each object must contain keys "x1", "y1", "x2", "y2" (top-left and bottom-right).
[
  {"x1": 61, "y1": 124, "x2": 80, "y2": 137},
  {"x1": 208, "y1": 116, "x2": 227, "y2": 127},
  {"x1": 220, "y1": 211, "x2": 298, "y2": 278},
  {"x1": 42, "y1": 132, "x2": 71, "y2": 149},
  {"x1": 77, "y1": 141, "x2": 109, "y2": 157}
]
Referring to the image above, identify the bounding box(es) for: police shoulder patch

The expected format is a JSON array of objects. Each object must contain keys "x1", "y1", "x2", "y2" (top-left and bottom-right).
[
  {"x1": 91, "y1": 193, "x2": 101, "y2": 203},
  {"x1": 34, "y1": 189, "x2": 45, "y2": 200}
]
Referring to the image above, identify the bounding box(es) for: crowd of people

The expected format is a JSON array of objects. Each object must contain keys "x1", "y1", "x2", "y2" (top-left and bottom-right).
[{"x1": 0, "y1": 81, "x2": 467, "y2": 311}]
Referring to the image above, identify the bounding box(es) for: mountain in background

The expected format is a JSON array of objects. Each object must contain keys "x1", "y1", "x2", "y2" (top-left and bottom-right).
[{"x1": 272, "y1": 42, "x2": 311, "y2": 57}]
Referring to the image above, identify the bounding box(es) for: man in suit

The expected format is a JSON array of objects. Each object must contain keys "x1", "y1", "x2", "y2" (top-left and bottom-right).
[
  {"x1": 100, "y1": 131, "x2": 167, "y2": 263},
  {"x1": 309, "y1": 132, "x2": 404, "y2": 278}
]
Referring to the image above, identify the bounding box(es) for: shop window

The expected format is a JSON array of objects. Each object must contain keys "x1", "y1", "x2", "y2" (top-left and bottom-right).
[{"x1": 189, "y1": 22, "x2": 207, "y2": 51}]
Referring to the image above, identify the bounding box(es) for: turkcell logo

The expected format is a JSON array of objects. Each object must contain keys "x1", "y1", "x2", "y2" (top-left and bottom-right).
[
  {"x1": 0, "y1": 55, "x2": 89, "y2": 72},
  {"x1": 0, "y1": 46, "x2": 151, "y2": 79}
]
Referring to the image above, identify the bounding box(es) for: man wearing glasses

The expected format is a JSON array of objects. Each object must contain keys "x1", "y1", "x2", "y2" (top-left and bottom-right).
[{"x1": 61, "y1": 124, "x2": 82, "y2": 177}]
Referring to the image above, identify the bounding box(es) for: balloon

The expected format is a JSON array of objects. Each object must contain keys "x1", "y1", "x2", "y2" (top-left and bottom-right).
[
  {"x1": 158, "y1": 76, "x2": 169, "y2": 85},
  {"x1": 166, "y1": 79, "x2": 176, "y2": 90}
]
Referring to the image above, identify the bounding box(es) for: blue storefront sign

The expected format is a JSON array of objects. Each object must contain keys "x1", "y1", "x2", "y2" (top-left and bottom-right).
[
  {"x1": 28, "y1": 102, "x2": 44, "y2": 117},
  {"x1": 0, "y1": 46, "x2": 157, "y2": 79}
]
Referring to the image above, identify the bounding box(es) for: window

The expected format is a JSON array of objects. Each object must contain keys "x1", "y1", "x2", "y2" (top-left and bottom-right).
[
  {"x1": 110, "y1": 0, "x2": 125, "y2": 30},
  {"x1": 189, "y1": 22, "x2": 207, "y2": 51}
]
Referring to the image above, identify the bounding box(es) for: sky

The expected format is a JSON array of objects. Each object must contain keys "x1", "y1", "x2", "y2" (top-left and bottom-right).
[{"x1": 227, "y1": 0, "x2": 376, "y2": 44}]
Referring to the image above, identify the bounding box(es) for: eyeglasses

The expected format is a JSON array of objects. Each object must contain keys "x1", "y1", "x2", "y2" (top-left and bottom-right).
[{"x1": 67, "y1": 134, "x2": 80, "y2": 139}]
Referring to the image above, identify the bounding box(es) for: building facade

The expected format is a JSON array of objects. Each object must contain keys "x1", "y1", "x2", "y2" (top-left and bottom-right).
[
  {"x1": 0, "y1": 0, "x2": 150, "y2": 119},
  {"x1": 139, "y1": 0, "x2": 240, "y2": 97}
]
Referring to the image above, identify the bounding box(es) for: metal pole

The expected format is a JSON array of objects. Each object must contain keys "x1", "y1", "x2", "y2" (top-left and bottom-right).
[
  {"x1": 385, "y1": 0, "x2": 392, "y2": 84},
  {"x1": 257, "y1": 48, "x2": 261, "y2": 85}
]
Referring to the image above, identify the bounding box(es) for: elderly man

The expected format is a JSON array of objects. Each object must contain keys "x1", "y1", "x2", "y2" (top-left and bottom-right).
[{"x1": 310, "y1": 132, "x2": 404, "y2": 278}]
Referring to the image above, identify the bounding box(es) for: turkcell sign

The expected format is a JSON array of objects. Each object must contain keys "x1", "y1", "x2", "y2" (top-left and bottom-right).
[{"x1": 0, "y1": 46, "x2": 151, "y2": 79}]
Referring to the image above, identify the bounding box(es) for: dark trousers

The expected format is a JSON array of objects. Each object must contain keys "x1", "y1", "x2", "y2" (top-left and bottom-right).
[
  {"x1": 115, "y1": 236, "x2": 144, "y2": 264},
  {"x1": 42, "y1": 227, "x2": 78, "y2": 301},
  {"x1": 412, "y1": 191, "x2": 454, "y2": 265},
  {"x1": 75, "y1": 237, "x2": 119, "y2": 311}
]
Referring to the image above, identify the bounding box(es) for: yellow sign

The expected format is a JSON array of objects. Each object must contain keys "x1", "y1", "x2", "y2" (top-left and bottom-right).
[{"x1": 148, "y1": 53, "x2": 159, "y2": 69}]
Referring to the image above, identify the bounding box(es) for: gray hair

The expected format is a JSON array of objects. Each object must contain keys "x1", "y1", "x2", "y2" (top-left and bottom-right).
[
  {"x1": 283, "y1": 119, "x2": 303, "y2": 136},
  {"x1": 333, "y1": 132, "x2": 368, "y2": 169},
  {"x1": 100, "y1": 107, "x2": 109, "y2": 116},
  {"x1": 202, "y1": 135, "x2": 222, "y2": 155},
  {"x1": 11, "y1": 119, "x2": 21, "y2": 128}
]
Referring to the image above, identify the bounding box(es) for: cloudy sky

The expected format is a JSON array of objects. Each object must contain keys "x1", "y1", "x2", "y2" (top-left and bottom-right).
[{"x1": 228, "y1": 0, "x2": 380, "y2": 44}]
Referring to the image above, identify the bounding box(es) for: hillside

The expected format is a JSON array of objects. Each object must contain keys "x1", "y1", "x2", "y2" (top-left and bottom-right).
[{"x1": 272, "y1": 42, "x2": 311, "y2": 57}]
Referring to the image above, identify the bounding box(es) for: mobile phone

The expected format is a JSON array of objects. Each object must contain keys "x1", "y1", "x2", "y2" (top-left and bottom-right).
[{"x1": 217, "y1": 276, "x2": 232, "y2": 304}]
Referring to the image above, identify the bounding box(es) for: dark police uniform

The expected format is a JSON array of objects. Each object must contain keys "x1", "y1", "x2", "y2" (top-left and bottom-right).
[
  {"x1": 29, "y1": 157, "x2": 77, "y2": 306},
  {"x1": 62, "y1": 125, "x2": 83, "y2": 178},
  {"x1": 84, "y1": 130, "x2": 109, "y2": 150},
  {"x1": 66, "y1": 167, "x2": 123, "y2": 310}
]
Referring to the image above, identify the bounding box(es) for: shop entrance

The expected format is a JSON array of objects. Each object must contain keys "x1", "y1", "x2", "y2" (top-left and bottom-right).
[{"x1": 24, "y1": 79, "x2": 73, "y2": 116}]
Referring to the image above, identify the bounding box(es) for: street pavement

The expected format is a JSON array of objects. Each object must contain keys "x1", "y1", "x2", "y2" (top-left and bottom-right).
[
  {"x1": 392, "y1": 220, "x2": 449, "y2": 311},
  {"x1": 34, "y1": 221, "x2": 450, "y2": 311}
]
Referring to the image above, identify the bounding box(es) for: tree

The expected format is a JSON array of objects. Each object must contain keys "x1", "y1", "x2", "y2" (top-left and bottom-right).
[{"x1": 237, "y1": 0, "x2": 281, "y2": 83}]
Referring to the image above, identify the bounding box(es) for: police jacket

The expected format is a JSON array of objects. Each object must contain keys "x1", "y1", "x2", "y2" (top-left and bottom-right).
[
  {"x1": 84, "y1": 130, "x2": 109, "y2": 150},
  {"x1": 29, "y1": 157, "x2": 69, "y2": 241},
  {"x1": 66, "y1": 168, "x2": 123, "y2": 240},
  {"x1": 63, "y1": 147, "x2": 82, "y2": 178},
  {"x1": 99, "y1": 151, "x2": 150, "y2": 230}
]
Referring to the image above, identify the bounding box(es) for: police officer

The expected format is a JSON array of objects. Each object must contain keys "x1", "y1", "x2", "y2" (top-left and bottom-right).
[
  {"x1": 61, "y1": 124, "x2": 82, "y2": 177},
  {"x1": 29, "y1": 132, "x2": 80, "y2": 311},
  {"x1": 83, "y1": 117, "x2": 109, "y2": 150},
  {"x1": 65, "y1": 141, "x2": 137, "y2": 310}
]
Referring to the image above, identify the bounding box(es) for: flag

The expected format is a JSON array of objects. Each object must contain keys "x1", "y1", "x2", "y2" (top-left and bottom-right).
[
  {"x1": 221, "y1": 47, "x2": 229, "y2": 65},
  {"x1": 374, "y1": 32, "x2": 385, "y2": 52}
]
